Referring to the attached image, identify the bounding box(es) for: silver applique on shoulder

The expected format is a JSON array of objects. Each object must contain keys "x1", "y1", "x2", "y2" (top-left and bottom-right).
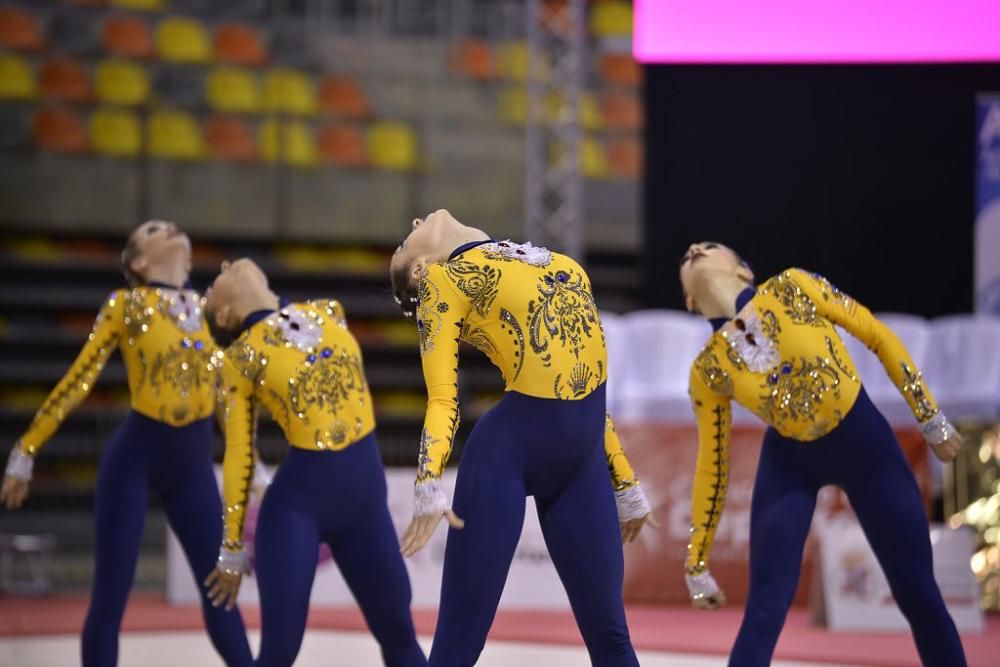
[{"x1": 482, "y1": 240, "x2": 553, "y2": 267}]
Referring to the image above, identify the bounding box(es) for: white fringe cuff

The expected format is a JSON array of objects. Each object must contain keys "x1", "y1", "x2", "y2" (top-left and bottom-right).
[
  {"x1": 5, "y1": 446, "x2": 34, "y2": 481},
  {"x1": 615, "y1": 483, "x2": 651, "y2": 522},
  {"x1": 217, "y1": 547, "x2": 248, "y2": 576},
  {"x1": 685, "y1": 570, "x2": 721, "y2": 601},
  {"x1": 414, "y1": 477, "x2": 450, "y2": 517},
  {"x1": 921, "y1": 413, "x2": 956, "y2": 447}
]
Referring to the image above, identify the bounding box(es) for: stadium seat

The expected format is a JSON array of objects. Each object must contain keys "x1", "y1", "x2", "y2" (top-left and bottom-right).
[
  {"x1": 147, "y1": 109, "x2": 203, "y2": 160},
  {"x1": 204, "y1": 115, "x2": 257, "y2": 162},
  {"x1": 317, "y1": 75, "x2": 370, "y2": 119},
  {"x1": 111, "y1": 0, "x2": 165, "y2": 10},
  {"x1": 497, "y1": 87, "x2": 526, "y2": 125},
  {"x1": 259, "y1": 118, "x2": 318, "y2": 167},
  {"x1": 580, "y1": 136, "x2": 609, "y2": 178},
  {"x1": 89, "y1": 107, "x2": 142, "y2": 157},
  {"x1": 0, "y1": 7, "x2": 45, "y2": 52},
  {"x1": 496, "y1": 41, "x2": 548, "y2": 81},
  {"x1": 94, "y1": 58, "x2": 150, "y2": 106},
  {"x1": 317, "y1": 123, "x2": 368, "y2": 167},
  {"x1": 213, "y1": 22, "x2": 267, "y2": 67},
  {"x1": 590, "y1": 1, "x2": 633, "y2": 38},
  {"x1": 608, "y1": 137, "x2": 641, "y2": 179},
  {"x1": 262, "y1": 67, "x2": 317, "y2": 115},
  {"x1": 206, "y1": 66, "x2": 260, "y2": 113},
  {"x1": 39, "y1": 57, "x2": 91, "y2": 103},
  {"x1": 449, "y1": 39, "x2": 495, "y2": 81},
  {"x1": 33, "y1": 107, "x2": 89, "y2": 153},
  {"x1": 619, "y1": 310, "x2": 708, "y2": 421},
  {"x1": 0, "y1": 54, "x2": 37, "y2": 100},
  {"x1": 599, "y1": 52, "x2": 641, "y2": 87},
  {"x1": 368, "y1": 121, "x2": 417, "y2": 171},
  {"x1": 601, "y1": 90, "x2": 642, "y2": 130},
  {"x1": 156, "y1": 16, "x2": 212, "y2": 64},
  {"x1": 102, "y1": 14, "x2": 154, "y2": 59}
]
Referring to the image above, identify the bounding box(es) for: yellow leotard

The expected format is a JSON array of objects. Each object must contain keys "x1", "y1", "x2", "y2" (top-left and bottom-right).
[
  {"x1": 686, "y1": 268, "x2": 941, "y2": 573},
  {"x1": 218, "y1": 299, "x2": 376, "y2": 551},
  {"x1": 17, "y1": 286, "x2": 219, "y2": 456},
  {"x1": 414, "y1": 241, "x2": 638, "y2": 494}
]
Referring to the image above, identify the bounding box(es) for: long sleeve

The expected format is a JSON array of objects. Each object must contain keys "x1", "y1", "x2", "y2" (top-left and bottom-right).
[
  {"x1": 791, "y1": 268, "x2": 940, "y2": 425},
  {"x1": 604, "y1": 414, "x2": 637, "y2": 491},
  {"x1": 413, "y1": 265, "x2": 471, "y2": 513},
  {"x1": 219, "y1": 345, "x2": 258, "y2": 552},
  {"x1": 18, "y1": 290, "x2": 123, "y2": 456},
  {"x1": 605, "y1": 413, "x2": 652, "y2": 521},
  {"x1": 686, "y1": 362, "x2": 733, "y2": 574}
]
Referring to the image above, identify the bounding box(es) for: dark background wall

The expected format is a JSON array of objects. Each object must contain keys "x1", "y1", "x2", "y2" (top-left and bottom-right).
[{"x1": 642, "y1": 64, "x2": 1000, "y2": 316}]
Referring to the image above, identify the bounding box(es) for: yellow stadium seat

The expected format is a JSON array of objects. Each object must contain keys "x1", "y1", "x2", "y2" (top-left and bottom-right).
[
  {"x1": 368, "y1": 122, "x2": 417, "y2": 171},
  {"x1": 0, "y1": 53, "x2": 36, "y2": 100},
  {"x1": 549, "y1": 137, "x2": 609, "y2": 179},
  {"x1": 94, "y1": 59, "x2": 150, "y2": 106},
  {"x1": 581, "y1": 92, "x2": 603, "y2": 131},
  {"x1": 590, "y1": 1, "x2": 633, "y2": 38},
  {"x1": 259, "y1": 119, "x2": 318, "y2": 167},
  {"x1": 497, "y1": 87, "x2": 526, "y2": 124},
  {"x1": 206, "y1": 66, "x2": 260, "y2": 113},
  {"x1": 148, "y1": 109, "x2": 203, "y2": 160},
  {"x1": 111, "y1": 0, "x2": 165, "y2": 11},
  {"x1": 581, "y1": 137, "x2": 609, "y2": 178},
  {"x1": 496, "y1": 41, "x2": 550, "y2": 81},
  {"x1": 89, "y1": 108, "x2": 142, "y2": 157},
  {"x1": 156, "y1": 16, "x2": 212, "y2": 64},
  {"x1": 262, "y1": 68, "x2": 317, "y2": 116}
]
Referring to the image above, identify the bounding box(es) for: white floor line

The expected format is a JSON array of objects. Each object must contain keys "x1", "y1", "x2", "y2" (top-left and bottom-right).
[{"x1": 0, "y1": 630, "x2": 854, "y2": 667}]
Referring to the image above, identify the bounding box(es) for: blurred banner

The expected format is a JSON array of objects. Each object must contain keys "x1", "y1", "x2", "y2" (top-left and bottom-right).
[
  {"x1": 166, "y1": 468, "x2": 571, "y2": 609},
  {"x1": 166, "y1": 427, "x2": 928, "y2": 609},
  {"x1": 617, "y1": 424, "x2": 929, "y2": 606},
  {"x1": 975, "y1": 94, "x2": 1000, "y2": 316}
]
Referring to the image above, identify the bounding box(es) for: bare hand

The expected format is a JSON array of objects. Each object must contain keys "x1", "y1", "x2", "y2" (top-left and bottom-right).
[
  {"x1": 930, "y1": 431, "x2": 964, "y2": 463},
  {"x1": 692, "y1": 589, "x2": 727, "y2": 610},
  {"x1": 400, "y1": 509, "x2": 464, "y2": 557},
  {"x1": 1, "y1": 476, "x2": 29, "y2": 510},
  {"x1": 621, "y1": 512, "x2": 660, "y2": 544},
  {"x1": 204, "y1": 567, "x2": 242, "y2": 611}
]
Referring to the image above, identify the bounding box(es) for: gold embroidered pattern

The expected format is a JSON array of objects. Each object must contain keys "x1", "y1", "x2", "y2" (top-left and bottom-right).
[
  {"x1": 765, "y1": 271, "x2": 823, "y2": 327},
  {"x1": 554, "y1": 360, "x2": 602, "y2": 399},
  {"x1": 605, "y1": 415, "x2": 637, "y2": 491},
  {"x1": 694, "y1": 345, "x2": 734, "y2": 397},
  {"x1": 527, "y1": 269, "x2": 599, "y2": 360},
  {"x1": 758, "y1": 355, "x2": 844, "y2": 433},
  {"x1": 499, "y1": 308, "x2": 525, "y2": 383},
  {"x1": 687, "y1": 402, "x2": 730, "y2": 576},
  {"x1": 287, "y1": 347, "x2": 368, "y2": 423},
  {"x1": 901, "y1": 362, "x2": 936, "y2": 422},
  {"x1": 416, "y1": 278, "x2": 444, "y2": 355},
  {"x1": 445, "y1": 259, "x2": 501, "y2": 316},
  {"x1": 226, "y1": 338, "x2": 268, "y2": 381}
]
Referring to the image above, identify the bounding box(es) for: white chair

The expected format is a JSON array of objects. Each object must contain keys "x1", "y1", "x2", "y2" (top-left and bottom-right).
[
  {"x1": 599, "y1": 311, "x2": 628, "y2": 419},
  {"x1": 618, "y1": 310, "x2": 709, "y2": 422},
  {"x1": 924, "y1": 315, "x2": 1000, "y2": 420}
]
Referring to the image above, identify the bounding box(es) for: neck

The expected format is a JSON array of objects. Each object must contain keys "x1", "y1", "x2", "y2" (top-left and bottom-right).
[
  {"x1": 434, "y1": 223, "x2": 491, "y2": 263},
  {"x1": 232, "y1": 287, "x2": 281, "y2": 324},
  {"x1": 143, "y1": 263, "x2": 189, "y2": 289},
  {"x1": 695, "y1": 275, "x2": 751, "y2": 319}
]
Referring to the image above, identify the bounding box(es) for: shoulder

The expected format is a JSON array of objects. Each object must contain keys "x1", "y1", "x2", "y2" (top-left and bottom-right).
[
  {"x1": 307, "y1": 298, "x2": 347, "y2": 327},
  {"x1": 689, "y1": 336, "x2": 733, "y2": 395}
]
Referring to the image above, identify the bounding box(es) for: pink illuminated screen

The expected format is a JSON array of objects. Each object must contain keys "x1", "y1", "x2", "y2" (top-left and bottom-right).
[{"x1": 633, "y1": 0, "x2": 1000, "y2": 64}]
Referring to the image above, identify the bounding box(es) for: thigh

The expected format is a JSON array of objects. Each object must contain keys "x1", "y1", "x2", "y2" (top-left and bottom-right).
[{"x1": 161, "y1": 454, "x2": 224, "y2": 582}]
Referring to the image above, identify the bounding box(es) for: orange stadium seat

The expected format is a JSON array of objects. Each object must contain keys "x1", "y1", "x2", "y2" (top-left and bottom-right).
[
  {"x1": 0, "y1": 7, "x2": 46, "y2": 52},
  {"x1": 317, "y1": 75, "x2": 371, "y2": 119},
  {"x1": 601, "y1": 90, "x2": 642, "y2": 130},
  {"x1": 102, "y1": 14, "x2": 155, "y2": 59},
  {"x1": 33, "y1": 107, "x2": 89, "y2": 153},
  {"x1": 39, "y1": 57, "x2": 92, "y2": 103},
  {"x1": 317, "y1": 123, "x2": 368, "y2": 167},
  {"x1": 204, "y1": 115, "x2": 258, "y2": 162},
  {"x1": 213, "y1": 23, "x2": 267, "y2": 67},
  {"x1": 608, "y1": 136, "x2": 641, "y2": 178},
  {"x1": 450, "y1": 39, "x2": 495, "y2": 81},
  {"x1": 599, "y1": 52, "x2": 641, "y2": 87}
]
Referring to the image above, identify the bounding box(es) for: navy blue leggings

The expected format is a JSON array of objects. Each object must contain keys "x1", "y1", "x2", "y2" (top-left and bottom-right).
[
  {"x1": 82, "y1": 411, "x2": 252, "y2": 667},
  {"x1": 253, "y1": 434, "x2": 425, "y2": 667},
  {"x1": 731, "y1": 388, "x2": 966, "y2": 667},
  {"x1": 431, "y1": 384, "x2": 637, "y2": 667}
]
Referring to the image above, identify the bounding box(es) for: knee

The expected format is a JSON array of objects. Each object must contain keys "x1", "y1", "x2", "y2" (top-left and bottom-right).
[{"x1": 742, "y1": 599, "x2": 791, "y2": 639}]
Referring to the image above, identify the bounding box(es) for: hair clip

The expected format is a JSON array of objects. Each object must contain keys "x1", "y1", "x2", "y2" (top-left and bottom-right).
[{"x1": 393, "y1": 295, "x2": 403, "y2": 305}]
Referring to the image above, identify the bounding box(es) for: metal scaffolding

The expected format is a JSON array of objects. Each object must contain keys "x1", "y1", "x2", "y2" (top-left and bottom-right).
[{"x1": 524, "y1": 0, "x2": 586, "y2": 261}]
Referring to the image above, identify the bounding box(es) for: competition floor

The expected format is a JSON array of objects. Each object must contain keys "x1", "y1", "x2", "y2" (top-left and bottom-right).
[{"x1": 1, "y1": 595, "x2": 997, "y2": 666}]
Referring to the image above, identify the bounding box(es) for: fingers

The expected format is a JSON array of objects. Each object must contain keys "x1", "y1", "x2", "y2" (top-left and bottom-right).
[
  {"x1": 203, "y1": 568, "x2": 219, "y2": 588},
  {"x1": 401, "y1": 514, "x2": 439, "y2": 557},
  {"x1": 647, "y1": 513, "x2": 661, "y2": 529},
  {"x1": 445, "y1": 510, "x2": 465, "y2": 530}
]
